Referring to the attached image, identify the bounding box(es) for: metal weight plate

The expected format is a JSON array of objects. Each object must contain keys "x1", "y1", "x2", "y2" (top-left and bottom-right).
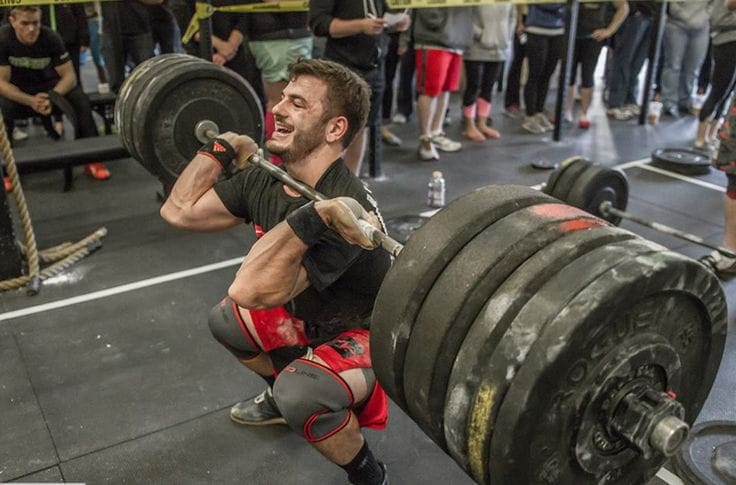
[
  {"x1": 443, "y1": 237, "x2": 661, "y2": 482},
  {"x1": 383, "y1": 215, "x2": 430, "y2": 245},
  {"x1": 491, "y1": 250, "x2": 727, "y2": 484},
  {"x1": 652, "y1": 148, "x2": 711, "y2": 175},
  {"x1": 566, "y1": 164, "x2": 629, "y2": 225},
  {"x1": 402, "y1": 203, "x2": 614, "y2": 449},
  {"x1": 543, "y1": 156, "x2": 584, "y2": 196},
  {"x1": 116, "y1": 54, "x2": 198, "y2": 163},
  {"x1": 674, "y1": 421, "x2": 736, "y2": 485},
  {"x1": 370, "y1": 185, "x2": 552, "y2": 410},
  {"x1": 549, "y1": 158, "x2": 592, "y2": 203}
]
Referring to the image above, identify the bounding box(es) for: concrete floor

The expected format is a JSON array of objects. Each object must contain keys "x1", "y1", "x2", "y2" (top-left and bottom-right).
[{"x1": 0, "y1": 63, "x2": 734, "y2": 484}]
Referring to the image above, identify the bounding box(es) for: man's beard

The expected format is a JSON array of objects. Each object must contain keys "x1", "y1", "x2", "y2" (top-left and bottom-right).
[{"x1": 266, "y1": 121, "x2": 325, "y2": 166}]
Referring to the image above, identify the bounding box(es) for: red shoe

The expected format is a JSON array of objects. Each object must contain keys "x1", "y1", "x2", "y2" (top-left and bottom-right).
[
  {"x1": 84, "y1": 163, "x2": 110, "y2": 180},
  {"x1": 578, "y1": 119, "x2": 591, "y2": 129},
  {"x1": 4, "y1": 176, "x2": 11, "y2": 192}
]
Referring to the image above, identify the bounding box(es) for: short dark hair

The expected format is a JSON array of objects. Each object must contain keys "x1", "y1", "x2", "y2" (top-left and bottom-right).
[
  {"x1": 288, "y1": 59, "x2": 371, "y2": 149},
  {"x1": 10, "y1": 6, "x2": 41, "y2": 15}
]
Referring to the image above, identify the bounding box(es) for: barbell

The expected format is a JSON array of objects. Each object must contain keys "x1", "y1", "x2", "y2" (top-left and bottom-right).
[{"x1": 115, "y1": 54, "x2": 727, "y2": 485}]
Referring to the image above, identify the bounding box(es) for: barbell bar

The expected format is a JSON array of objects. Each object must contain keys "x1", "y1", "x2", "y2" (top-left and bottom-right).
[{"x1": 115, "y1": 54, "x2": 728, "y2": 485}]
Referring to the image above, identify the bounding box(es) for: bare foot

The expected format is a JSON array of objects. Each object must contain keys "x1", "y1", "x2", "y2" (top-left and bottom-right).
[
  {"x1": 478, "y1": 125, "x2": 501, "y2": 139},
  {"x1": 462, "y1": 126, "x2": 486, "y2": 142}
]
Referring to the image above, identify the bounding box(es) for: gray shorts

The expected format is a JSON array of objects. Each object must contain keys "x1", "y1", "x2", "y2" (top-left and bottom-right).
[{"x1": 250, "y1": 36, "x2": 313, "y2": 83}]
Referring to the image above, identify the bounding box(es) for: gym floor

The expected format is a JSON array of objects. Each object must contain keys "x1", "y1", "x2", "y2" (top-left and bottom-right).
[{"x1": 1, "y1": 73, "x2": 734, "y2": 483}]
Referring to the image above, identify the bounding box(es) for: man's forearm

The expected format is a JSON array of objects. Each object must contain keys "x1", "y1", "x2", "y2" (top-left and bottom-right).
[
  {"x1": 52, "y1": 73, "x2": 77, "y2": 96},
  {"x1": 0, "y1": 81, "x2": 34, "y2": 106},
  {"x1": 329, "y1": 18, "x2": 367, "y2": 38}
]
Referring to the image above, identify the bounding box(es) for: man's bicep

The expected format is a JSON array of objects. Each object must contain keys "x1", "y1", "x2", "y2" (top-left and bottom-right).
[
  {"x1": 54, "y1": 60, "x2": 75, "y2": 78},
  {"x1": 186, "y1": 188, "x2": 243, "y2": 231}
]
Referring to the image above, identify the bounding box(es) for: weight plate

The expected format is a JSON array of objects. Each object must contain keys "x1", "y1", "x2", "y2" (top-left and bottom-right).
[
  {"x1": 492, "y1": 250, "x2": 727, "y2": 484},
  {"x1": 370, "y1": 185, "x2": 552, "y2": 410},
  {"x1": 674, "y1": 421, "x2": 736, "y2": 485},
  {"x1": 652, "y1": 148, "x2": 711, "y2": 176},
  {"x1": 383, "y1": 215, "x2": 429, "y2": 245},
  {"x1": 543, "y1": 156, "x2": 583, "y2": 196},
  {"x1": 444, "y1": 237, "x2": 661, "y2": 481},
  {"x1": 549, "y1": 158, "x2": 592, "y2": 203},
  {"x1": 134, "y1": 60, "x2": 263, "y2": 187},
  {"x1": 403, "y1": 203, "x2": 613, "y2": 449},
  {"x1": 566, "y1": 164, "x2": 629, "y2": 225}
]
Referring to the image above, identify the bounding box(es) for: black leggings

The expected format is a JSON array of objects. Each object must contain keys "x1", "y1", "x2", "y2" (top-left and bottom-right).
[
  {"x1": 570, "y1": 37, "x2": 604, "y2": 88},
  {"x1": 462, "y1": 60, "x2": 502, "y2": 107},
  {"x1": 524, "y1": 33, "x2": 565, "y2": 115},
  {"x1": 699, "y1": 40, "x2": 736, "y2": 122}
]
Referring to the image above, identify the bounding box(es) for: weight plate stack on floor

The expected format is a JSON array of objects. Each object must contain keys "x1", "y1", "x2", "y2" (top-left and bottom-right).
[
  {"x1": 490, "y1": 249, "x2": 726, "y2": 484},
  {"x1": 543, "y1": 156, "x2": 583, "y2": 197},
  {"x1": 370, "y1": 185, "x2": 550, "y2": 410},
  {"x1": 403, "y1": 201, "x2": 619, "y2": 449},
  {"x1": 652, "y1": 148, "x2": 711, "y2": 175},
  {"x1": 548, "y1": 158, "x2": 594, "y2": 204}
]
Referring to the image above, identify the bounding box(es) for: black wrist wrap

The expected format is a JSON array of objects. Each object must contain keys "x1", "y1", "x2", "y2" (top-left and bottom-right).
[
  {"x1": 287, "y1": 202, "x2": 328, "y2": 247},
  {"x1": 197, "y1": 137, "x2": 236, "y2": 173}
]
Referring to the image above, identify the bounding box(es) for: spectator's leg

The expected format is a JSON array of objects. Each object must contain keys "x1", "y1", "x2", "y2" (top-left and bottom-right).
[
  {"x1": 660, "y1": 21, "x2": 686, "y2": 112},
  {"x1": 726, "y1": 175, "x2": 736, "y2": 250},
  {"x1": 476, "y1": 61, "x2": 502, "y2": 139},
  {"x1": 578, "y1": 39, "x2": 602, "y2": 125},
  {"x1": 608, "y1": 16, "x2": 638, "y2": 109},
  {"x1": 0, "y1": 96, "x2": 21, "y2": 140},
  {"x1": 680, "y1": 26, "x2": 710, "y2": 111},
  {"x1": 697, "y1": 41, "x2": 736, "y2": 145},
  {"x1": 626, "y1": 16, "x2": 652, "y2": 107},
  {"x1": 396, "y1": 44, "x2": 416, "y2": 120},
  {"x1": 535, "y1": 34, "x2": 564, "y2": 115},
  {"x1": 697, "y1": 40, "x2": 712, "y2": 94},
  {"x1": 65, "y1": 86, "x2": 98, "y2": 138},
  {"x1": 523, "y1": 33, "x2": 550, "y2": 117},
  {"x1": 88, "y1": 17, "x2": 108, "y2": 85},
  {"x1": 381, "y1": 33, "x2": 402, "y2": 146},
  {"x1": 129, "y1": 32, "x2": 156, "y2": 68},
  {"x1": 462, "y1": 59, "x2": 485, "y2": 141},
  {"x1": 505, "y1": 32, "x2": 525, "y2": 111},
  {"x1": 102, "y1": 32, "x2": 126, "y2": 93}
]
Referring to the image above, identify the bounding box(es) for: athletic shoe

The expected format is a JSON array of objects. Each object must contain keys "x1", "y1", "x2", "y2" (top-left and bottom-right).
[
  {"x1": 699, "y1": 250, "x2": 736, "y2": 275},
  {"x1": 504, "y1": 105, "x2": 523, "y2": 119},
  {"x1": 391, "y1": 113, "x2": 407, "y2": 124},
  {"x1": 522, "y1": 116, "x2": 546, "y2": 134},
  {"x1": 381, "y1": 130, "x2": 402, "y2": 147},
  {"x1": 535, "y1": 113, "x2": 554, "y2": 131},
  {"x1": 607, "y1": 107, "x2": 634, "y2": 121},
  {"x1": 230, "y1": 388, "x2": 287, "y2": 425},
  {"x1": 624, "y1": 104, "x2": 641, "y2": 116},
  {"x1": 578, "y1": 118, "x2": 591, "y2": 129},
  {"x1": 418, "y1": 137, "x2": 440, "y2": 161},
  {"x1": 84, "y1": 163, "x2": 111, "y2": 180},
  {"x1": 692, "y1": 140, "x2": 714, "y2": 154},
  {"x1": 12, "y1": 128, "x2": 28, "y2": 142},
  {"x1": 4, "y1": 176, "x2": 11, "y2": 193},
  {"x1": 431, "y1": 132, "x2": 462, "y2": 152}
]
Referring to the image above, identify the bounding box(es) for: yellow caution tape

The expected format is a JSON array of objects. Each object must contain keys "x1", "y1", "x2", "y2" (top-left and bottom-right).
[{"x1": 0, "y1": 0, "x2": 116, "y2": 5}]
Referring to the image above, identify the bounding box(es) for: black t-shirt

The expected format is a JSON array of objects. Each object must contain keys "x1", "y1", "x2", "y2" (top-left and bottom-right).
[
  {"x1": 577, "y1": 3, "x2": 613, "y2": 38},
  {"x1": 213, "y1": 159, "x2": 392, "y2": 340},
  {"x1": 101, "y1": 0, "x2": 152, "y2": 36},
  {"x1": 0, "y1": 24, "x2": 68, "y2": 93}
]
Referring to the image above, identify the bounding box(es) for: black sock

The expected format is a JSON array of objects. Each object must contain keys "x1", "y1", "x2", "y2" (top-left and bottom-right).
[
  {"x1": 340, "y1": 440, "x2": 384, "y2": 485},
  {"x1": 260, "y1": 374, "x2": 275, "y2": 388}
]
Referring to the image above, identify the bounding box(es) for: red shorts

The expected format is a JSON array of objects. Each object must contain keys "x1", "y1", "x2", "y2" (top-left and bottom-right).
[
  {"x1": 244, "y1": 306, "x2": 388, "y2": 430},
  {"x1": 415, "y1": 49, "x2": 463, "y2": 97}
]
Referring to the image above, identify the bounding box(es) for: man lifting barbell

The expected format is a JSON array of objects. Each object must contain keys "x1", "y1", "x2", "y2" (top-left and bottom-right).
[{"x1": 160, "y1": 59, "x2": 392, "y2": 485}]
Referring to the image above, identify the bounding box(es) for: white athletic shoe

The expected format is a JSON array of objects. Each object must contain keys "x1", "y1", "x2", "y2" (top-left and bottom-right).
[
  {"x1": 431, "y1": 132, "x2": 462, "y2": 152},
  {"x1": 12, "y1": 128, "x2": 28, "y2": 141}
]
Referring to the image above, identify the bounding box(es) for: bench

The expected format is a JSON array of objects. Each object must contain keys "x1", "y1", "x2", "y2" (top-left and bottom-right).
[
  {"x1": 8, "y1": 135, "x2": 129, "y2": 191},
  {"x1": 87, "y1": 91, "x2": 117, "y2": 135}
]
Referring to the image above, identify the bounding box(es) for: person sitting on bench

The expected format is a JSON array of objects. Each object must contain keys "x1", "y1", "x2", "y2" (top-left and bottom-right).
[{"x1": 0, "y1": 6, "x2": 110, "y2": 180}]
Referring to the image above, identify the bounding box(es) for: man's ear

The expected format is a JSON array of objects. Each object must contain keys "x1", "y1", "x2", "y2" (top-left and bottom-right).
[{"x1": 325, "y1": 115, "x2": 348, "y2": 145}]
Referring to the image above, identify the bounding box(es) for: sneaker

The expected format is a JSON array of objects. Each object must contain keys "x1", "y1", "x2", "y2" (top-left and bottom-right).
[
  {"x1": 381, "y1": 130, "x2": 402, "y2": 147},
  {"x1": 624, "y1": 104, "x2": 641, "y2": 116},
  {"x1": 699, "y1": 250, "x2": 736, "y2": 275},
  {"x1": 431, "y1": 132, "x2": 462, "y2": 152},
  {"x1": 578, "y1": 118, "x2": 591, "y2": 130},
  {"x1": 693, "y1": 140, "x2": 714, "y2": 154},
  {"x1": 535, "y1": 113, "x2": 554, "y2": 132},
  {"x1": 4, "y1": 176, "x2": 11, "y2": 193},
  {"x1": 418, "y1": 136, "x2": 440, "y2": 161},
  {"x1": 522, "y1": 116, "x2": 546, "y2": 134},
  {"x1": 84, "y1": 162, "x2": 111, "y2": 180},
  {"x1": 504, "y1": 105, "x2": 523, "y2": 119},
  {"x1": 391, "y1": 113, "x2": 407, "y2": 124},
  {"x1": 230, "y1": 388, "x2": 287, "y2": 425},
  {"x1": 607, "y1": 107, "x2": 634, "y2": 121},
  {"x1": 12, "y1": 128, "x2": 28, "y2": 141}
]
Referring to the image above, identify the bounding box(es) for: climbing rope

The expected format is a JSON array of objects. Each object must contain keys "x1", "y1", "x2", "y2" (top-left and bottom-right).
[{"x1": 0, "y1": 113, "x2": 107, "y2": 295}]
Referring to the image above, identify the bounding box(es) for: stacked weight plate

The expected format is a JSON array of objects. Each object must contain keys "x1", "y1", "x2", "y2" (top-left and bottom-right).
[
  {"x1": 115, "y1": 53, "x2": 263, "y2": 189},
  {"x1": 370, "y1": 185, "x2": 727, "y2": 484}
]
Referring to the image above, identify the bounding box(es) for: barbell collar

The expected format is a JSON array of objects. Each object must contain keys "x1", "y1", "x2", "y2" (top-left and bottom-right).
[{"x1": 599, "y1": 201, "x2": 736, "y2": 259}]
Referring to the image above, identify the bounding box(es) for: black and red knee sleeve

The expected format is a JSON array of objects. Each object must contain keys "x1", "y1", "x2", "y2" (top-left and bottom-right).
[
  {"x1": 727, "y1": 173, "x2": 736, "y2": 200},
  {"x1": 207, "y1": 296, "x2": 261, "y2": 360}
]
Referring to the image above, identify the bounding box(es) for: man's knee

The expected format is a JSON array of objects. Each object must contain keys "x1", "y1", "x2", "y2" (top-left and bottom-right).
[
  {"x1": 272, "y1": 359, "x2": 353, "y2": 442},
  {"x1": 727, "y1": 173, "x2": 736, "y2": 200},
  {"x1": 207, "y1": 296, "x2": 261, "y2": 359}
]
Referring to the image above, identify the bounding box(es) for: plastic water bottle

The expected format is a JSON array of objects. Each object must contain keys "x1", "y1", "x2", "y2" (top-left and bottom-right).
[{"x1": 427, "y1": 171, "x2": 446, "y2": 208}]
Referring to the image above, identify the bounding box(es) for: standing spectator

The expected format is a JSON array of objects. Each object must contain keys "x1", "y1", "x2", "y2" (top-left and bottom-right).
[
  {"x1": 392, "y1": 22, "x2": 415, "y2": 125},
  {"x1": 40, "y1": 5, "x2": 89, "y2": 81},
  {"x1": 504, "y1": 5, "x2": 527, "y2": 118},
  {"x1": 0, "y1": 7, "x2": 109, "y2": 179},
  {"x1": 244, "y1": 9, "x2": 312, "y2": 162},
  {"x1": 606, "y1": 1, "x2": 657, "y2": 120},
  {"x1": 101, "y1": 0, "x2": 162, "y2": 94},
  {"x1": 660, "y1": 0, "x2": 711, "y2": 117},
  {"x1": 309, "y1": 0, "x2": 410, "y2": 175},
  {"x1": 412, "y1": 7, "x2": 473, "y2": 161},
  {"x1": 461, "y1": 4, "x2": 515, "y2": 142},
  {"x1": 149, "y1": 2, "x2": 179, "y2": 54},
  {"x1": 84, "y1": 2, "x2": 108, "y2": 92},
  {"x1": 564, "y1": 0, "x2": 629, "y2": 129},
  {"x1": 694, "y1": 0, "x2": 736, "y2": 150},
  {"x1": 519, "y1": 3, "x2": 566, "y2": 134},
  {"x1": 380, "y1": 31, "x2": 403, "y2": 147}
]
